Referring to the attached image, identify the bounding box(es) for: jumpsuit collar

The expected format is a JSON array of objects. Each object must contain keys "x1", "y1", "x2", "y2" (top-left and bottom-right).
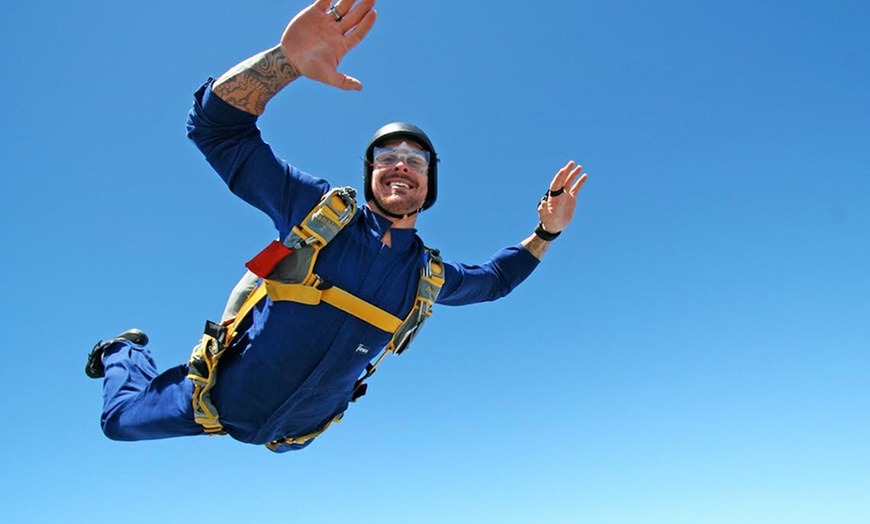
[{"x1": 365, "y1": 206, "x2": 418, "y2": 252}]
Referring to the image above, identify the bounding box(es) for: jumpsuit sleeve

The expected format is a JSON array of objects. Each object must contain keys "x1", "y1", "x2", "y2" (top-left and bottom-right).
[
  {"x1": 436, "y1": 244, "x2": 540, "y2": 306},
  {"x1": 186, "y1": 78, "x2": 329, "y2": 235}
]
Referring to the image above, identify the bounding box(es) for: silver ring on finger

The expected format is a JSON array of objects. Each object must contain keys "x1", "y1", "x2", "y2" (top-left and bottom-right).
[{"x1": 328, "y1": 6, "x2": 343, "y2": 22}]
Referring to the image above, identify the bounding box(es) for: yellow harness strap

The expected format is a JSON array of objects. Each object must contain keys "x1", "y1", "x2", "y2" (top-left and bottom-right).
[
  {"x1": 264, "y1": 413, "x2": 342, "y2": 450},
  {"x1": 263, "y1": 279, "x2": 403, "y2": 334},
  {"x1": 227, "y1": 284, "x2": 267, "y2": 341},
  {"x1": 188, "y1": 283, "x2": 267, "y2": 434}
]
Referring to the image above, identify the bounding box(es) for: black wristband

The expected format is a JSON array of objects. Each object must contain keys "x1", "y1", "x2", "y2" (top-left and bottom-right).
[{"x1": 534, "y1": 222, "x2": 561, "y2": 241}]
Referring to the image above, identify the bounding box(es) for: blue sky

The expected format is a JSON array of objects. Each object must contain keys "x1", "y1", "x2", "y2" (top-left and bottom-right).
[{"x1": 1, "y1": 1, "x2": 868, "y2": 522}]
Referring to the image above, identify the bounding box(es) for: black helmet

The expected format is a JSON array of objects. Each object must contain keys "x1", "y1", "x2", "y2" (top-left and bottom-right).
[{"x1": 364, "y1": 122, "x2": 438, "y2": 212}]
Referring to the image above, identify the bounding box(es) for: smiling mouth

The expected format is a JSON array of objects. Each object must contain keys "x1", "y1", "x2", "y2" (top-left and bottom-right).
[{"x1": 387, "y1": 180, "x2": 413, "y2": 190}]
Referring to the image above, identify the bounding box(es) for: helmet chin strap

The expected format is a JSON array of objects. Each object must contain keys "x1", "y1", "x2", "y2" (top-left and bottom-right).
[{"x1": 371, "y1": 196, "x2": 422, "y2": 221}]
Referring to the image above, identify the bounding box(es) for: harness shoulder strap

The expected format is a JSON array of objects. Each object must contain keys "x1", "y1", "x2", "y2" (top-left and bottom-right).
[
  {"x1": 245, "y1": 186, "x2": 358, "y2": 284},
  {"x1": 388, "y1": 247, "x2": 445, "y2": 354}
]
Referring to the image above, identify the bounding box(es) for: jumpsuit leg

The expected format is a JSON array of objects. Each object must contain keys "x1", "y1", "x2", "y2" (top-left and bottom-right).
[{"x1": 100, "y1": 339, "x2": 203, "y2": 441}]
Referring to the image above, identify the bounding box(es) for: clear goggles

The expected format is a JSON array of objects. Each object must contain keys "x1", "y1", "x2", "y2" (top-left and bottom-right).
[{"x1": 373, "y1": 143, "x2": 430, "y2": 173}]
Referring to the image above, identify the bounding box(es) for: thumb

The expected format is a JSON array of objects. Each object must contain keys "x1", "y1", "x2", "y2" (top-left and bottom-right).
[{"x1": 324, "y1": 70, "x2": 362, "y2": 91}]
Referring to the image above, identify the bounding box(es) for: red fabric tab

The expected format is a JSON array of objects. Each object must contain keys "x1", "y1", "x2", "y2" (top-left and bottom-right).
[{"x1": 245, "y1": 240, "x2": 294, "y2": 277}]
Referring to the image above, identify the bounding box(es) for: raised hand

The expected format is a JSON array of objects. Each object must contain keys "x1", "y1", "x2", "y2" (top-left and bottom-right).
[
  {"x1": 538, "y1": 161, "x2": 588, "y2": 234},
  {"x1": 281, "y1": 0, "x2": 378, "y2": 91}
]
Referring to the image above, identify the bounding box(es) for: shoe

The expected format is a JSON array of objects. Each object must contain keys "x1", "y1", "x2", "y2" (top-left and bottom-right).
[{"x1": 85, "y1": 328, "x2": 149, "y2": 379}]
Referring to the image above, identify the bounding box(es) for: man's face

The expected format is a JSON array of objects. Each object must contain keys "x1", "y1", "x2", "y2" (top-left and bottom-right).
[{"x1": 370, "y1": 138, "x2": 429, "y2": 217}]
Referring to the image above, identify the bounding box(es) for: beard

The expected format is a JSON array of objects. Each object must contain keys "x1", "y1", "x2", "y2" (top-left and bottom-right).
[
  {"x1": 371, "y1": 174, "x2": 427, "y2": 217},
  {"x1": 372, "y1": 190, "x2": 425, "y2": 217}
]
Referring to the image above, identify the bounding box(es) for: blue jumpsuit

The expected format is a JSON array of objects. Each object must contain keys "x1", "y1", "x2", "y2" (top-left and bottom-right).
[{"x1": 98, "y1": 80, "x2": 540, "y2": 452}]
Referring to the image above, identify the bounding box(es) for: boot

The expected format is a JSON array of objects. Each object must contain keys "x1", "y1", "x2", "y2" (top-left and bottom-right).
[{"x1": 85, "y1": 328, "x2": 149, "y2": 379}]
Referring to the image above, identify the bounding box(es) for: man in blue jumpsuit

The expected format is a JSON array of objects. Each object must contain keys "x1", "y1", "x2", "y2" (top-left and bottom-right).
[{"x1": 86, "y1": 0, "x2": 588, "y2": 452}]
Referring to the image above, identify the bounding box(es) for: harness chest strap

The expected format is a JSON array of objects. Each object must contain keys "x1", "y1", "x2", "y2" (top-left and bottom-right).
[
  {"x1": 261, "y1": 248, "x2": 444, "y2": 344},
  {"x1": 264, "y1": 279, "x2": 403, "y2": 333}
]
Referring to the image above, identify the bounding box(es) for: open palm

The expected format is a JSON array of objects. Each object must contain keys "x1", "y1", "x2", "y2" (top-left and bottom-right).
[{"x1": 281, "y1": 0, "x2": 377, "y2": 91}]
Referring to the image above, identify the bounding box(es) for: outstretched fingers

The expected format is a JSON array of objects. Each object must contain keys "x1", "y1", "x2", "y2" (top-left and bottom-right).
[
  {"x1": 330, "y1": 0, "x2": 358, "y2": 17},
  {"x1": 563, "y1": 163, "x2": 583, "y2": 190},
  {"x1": 563, "y1": 163, "x2": 584, "y2": 192},
  {"x1": 549, "y1": 161, "x2": 574, "y2": 191},
  {"x1": 330, "y1": 0, "x2": 377, "y2": 88},
  {"x1": 289, "y1": 0, "x2": 377, "y2": 91},
  {"x1": 340, "y1": 0, "x2": 376, "y2": 32},
  {"x1": 550, "y1": 161, "x2": 584, "y2": 193},
  {"x1": 343, "y1": 8, "x2": 377, "y2": 48},
  {"x1": 569, "y1": 172, "x2": 588, "y2": 196}
]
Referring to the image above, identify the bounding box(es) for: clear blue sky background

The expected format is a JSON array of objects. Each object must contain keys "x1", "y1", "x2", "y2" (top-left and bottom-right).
[{"x1": 1, "y1": 1, "x2": 868, "y2": 522}]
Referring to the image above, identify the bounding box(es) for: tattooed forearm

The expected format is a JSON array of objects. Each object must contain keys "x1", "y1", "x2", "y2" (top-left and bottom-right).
[
  {"x1": 521, "y1": 233, "x2": 553, "y2": 261},
  {"x1": 212, "y1": 45, "x2": 300, "y2": 115}
]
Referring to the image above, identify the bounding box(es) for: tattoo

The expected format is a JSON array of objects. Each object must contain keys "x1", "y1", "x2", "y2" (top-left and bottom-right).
[
  {"x1": 212, "y1": 45, "x2": 300, "y2": 115},
  {"x1": 521, "y1": 233, "x2": 552, "y2": 261}
]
